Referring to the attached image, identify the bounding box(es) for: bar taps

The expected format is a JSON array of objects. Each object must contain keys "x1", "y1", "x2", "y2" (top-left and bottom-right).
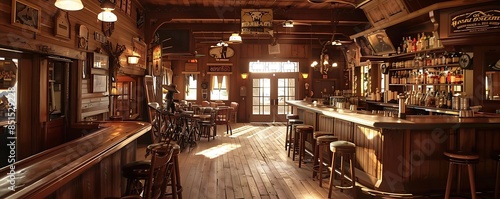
[{"x1": 398, "y1": 93, "x2": 407, "y2": 119}]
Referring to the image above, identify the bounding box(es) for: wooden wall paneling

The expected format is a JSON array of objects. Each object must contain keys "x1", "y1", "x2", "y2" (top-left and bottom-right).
[
  {"x1": 81, "y1": 164, "x2": 101, "y2": 199},
  {"x1": 376, "y1": 129, "x2": 406, "y2": 193},
  {"x1": 475, "y1": 128, "x2": 500, "y2": 191},
  {"x1": 120, "y1": 141, "x2": 137, "y2": 191},
  {"x1": 318, "y1": 115, "x2": 334, "y2": 132},
  {"x1": 334, "y1": 118, "x2": 353, "y2": 141},
  {"x1": 353, "y1": 125, "x2": 382, "y2": 184},
  {"x1": 100, "y1": 152, "x2": 123, "y2": 198},
  {"x1": 18, "y1": 54, "x2": 37, "y2": 159},
  {"x1": 54, "y1": 176, "x2": 82, "y2": 199}
]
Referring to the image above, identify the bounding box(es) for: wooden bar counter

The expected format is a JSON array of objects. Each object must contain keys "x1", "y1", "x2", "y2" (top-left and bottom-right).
[
  {"x1": 0, "y1": 121, "x2": 151, "y2": 199},
  {"x1": 287, "y1": 100, "x2": 500, "y2": 197}
]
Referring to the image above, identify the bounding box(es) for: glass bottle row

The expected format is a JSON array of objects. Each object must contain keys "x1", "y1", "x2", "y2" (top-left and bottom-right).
[
  {"x1": 391, "y1": 51, "x2": 462, "y2": 69},
  {"x1": 390, "y1": 68, "x2": 463, "y2": 85}
]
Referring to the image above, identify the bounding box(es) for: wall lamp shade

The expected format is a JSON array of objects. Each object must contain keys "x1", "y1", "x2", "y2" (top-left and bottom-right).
[
  {"x1": 127, "y1": 55, "x2": 140, "y2": 64},
  {"x1": 331, "y1": 40, "x2": 342, "y2": 45},
  {"x1": 55, "y1": 0, "x2": 84, "y2": 11},
  {"x1": 98, "y1": 0, "x2": 117, "y2": 22},
  {"x1": 241, "y1": 73, "x2": 248, "y2": 79},
  {"x1": 302, "y1": 73, "x2": 309, "y2": 79},
  {"x1": 229, "y1": 33, "x2": 242, "y2": 43},
  {"x1": 110, "y1": 87, "x2": 119, "y2": 95}
]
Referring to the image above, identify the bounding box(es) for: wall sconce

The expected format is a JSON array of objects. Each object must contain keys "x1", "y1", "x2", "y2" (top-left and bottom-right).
[
  {"x1": 55, "y1": 0, "x2": 84, "y2": 11},
  {"x1": 332, "y1": 62, "x2": 338, "y2": 67},
  {"x1": 127, "y1": 55, "x2": 140, "y2": 65},
  {"x1": 97, "y1": 0, "x2": 117, "y2": 22},
  {"x1": 302, "y1": 73, "x2": 309, "y2": 79},
  {"x1": 241, "y1": 73, "x2": 248, "y2": 79}
]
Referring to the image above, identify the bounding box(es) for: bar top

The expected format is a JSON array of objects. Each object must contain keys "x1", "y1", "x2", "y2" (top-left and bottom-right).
[
  {"x1": 0, "y1": 121, "x2": 151, "y2": 199},
  {"x1": 287, "y1": 100, "x2": 500, "y2": 129}
]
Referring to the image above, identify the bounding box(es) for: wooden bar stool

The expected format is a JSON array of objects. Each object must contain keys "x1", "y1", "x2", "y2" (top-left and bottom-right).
[
  {"x1": 312, "y1": 135, "x2": 338, "y2": 187},
  {"x1": 444, "y1": 151, "x2": 479, "y2": 199},
  {"x1": 285, "y1": 114, "x2": 301, "y2": 151},
  {"x1": 493, "y1": 152, "x2": 499, "y2": 199},
  {"x1": 328, "y1": 140, "x2": 356, "y2": 199},
  {"x1": 287, "y1": 121, "x2": 303, "y2": 157},
  {"x1": 294, "y1": 124, "x2": 314, "y2": 168}
]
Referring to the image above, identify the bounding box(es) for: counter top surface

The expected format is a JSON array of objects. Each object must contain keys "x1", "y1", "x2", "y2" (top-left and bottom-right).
[
  {"x1": 0, "y1": 121, "x2": 151, "y2": 199},
  {"x1": 287, "y1": 100, "x2": 500, "y2": 129}
]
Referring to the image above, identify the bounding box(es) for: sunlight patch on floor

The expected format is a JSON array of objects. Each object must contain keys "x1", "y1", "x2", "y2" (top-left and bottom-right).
[
  {"x1": 228, "y1": 126, "x2": 259, "y2": 138},
  {"x1": 246, "y1": 126, "x2": 275, "y2": 138},
  {"x1": 195, "y1": 143, "x2": 241, "y2": 159}
]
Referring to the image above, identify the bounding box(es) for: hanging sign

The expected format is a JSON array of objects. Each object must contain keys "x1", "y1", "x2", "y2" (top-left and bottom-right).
[
  {"x1": 208, "y1": 63, "x2": 232, "y2": 73},
  {"x1": 450, "y1": 8, "x2": 500, "y2": 35},
  {"x1": 241, "y1": 9, "x2": 273, "y2": 35}
]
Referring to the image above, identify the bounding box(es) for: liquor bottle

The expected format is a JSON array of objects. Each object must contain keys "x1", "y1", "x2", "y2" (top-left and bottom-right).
[
  {"x1": 402, "y1": 37, "x2": 407, "y2": 53},
  {"x1": 452, "y1": 51, "x2": 461, "y2": 63},
  {"x1": 439, "y1": 68, "x2": 446, "y2": 84},
  {"x1": 412, "y1": 37, "x2": 417, "y2": 52},
  {"x1": 446, "y1": 90, "x2": 452, "y2": 108},
  {"x1": 425, "y1": 33, "x2": 430, "y2": 50},
  {"x1": 456, "y1": 69, "x2": 463, "y2": 84},
  {"x1": 420, "y1": 33, "x2": 426, "y2": 50},
  {"x1": 417, "y1": 33, "x2": 422, "y2": 51},
  {"x1": 435, "y1": 90, "x2": 441, "y2": 108},
  {"x1": 450, "y1": 71, "x2": 456, "y2": 84},
  {"x1": 407, "y1": 36, "x2": 412, "y2": 53}
]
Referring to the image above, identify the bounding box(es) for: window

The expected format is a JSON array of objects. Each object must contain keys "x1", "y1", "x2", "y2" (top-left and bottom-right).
[
  {"x1": 210, "y1": 75, "x2": 229, "y2": 101},
  {"x1": 249, "y1": 61, "x2": 299, "y2": 73},
  {"x1": 185, "y1": 74, "x2": 197, "y2": 100}
]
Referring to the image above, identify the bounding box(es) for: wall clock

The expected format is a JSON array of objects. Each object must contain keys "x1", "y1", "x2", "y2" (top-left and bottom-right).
[
  {"x1": 459, "y1": 54, "x2": 472, "y2": 69},
  {"x1": 209, "y1": 46, "x2": 234, "y2": 59}
]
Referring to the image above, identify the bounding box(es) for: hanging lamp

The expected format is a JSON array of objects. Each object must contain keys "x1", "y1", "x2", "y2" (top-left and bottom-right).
[
  {"x1": 229, "y1": 33, "x2": 242, "y2": 43},
  {"x1": 97, "y1": 0, "x2": 117, "y2": 22},
  {"x1": 55, "y1": 0, "x2": 84, "y2": 11}
]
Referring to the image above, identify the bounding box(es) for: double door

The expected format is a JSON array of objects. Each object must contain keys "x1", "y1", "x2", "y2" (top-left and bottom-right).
[{"x1": 249, "y1": 73, "x2": 297, "y2": 122}]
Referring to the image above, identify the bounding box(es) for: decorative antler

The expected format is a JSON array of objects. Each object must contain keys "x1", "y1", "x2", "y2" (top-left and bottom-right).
[{"x1": 102, "y1": 41, "x2": 126, "y2": 80}]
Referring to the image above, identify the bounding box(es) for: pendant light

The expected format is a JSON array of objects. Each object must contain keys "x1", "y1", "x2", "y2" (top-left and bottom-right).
[
  {"x1": 229, "y1": 33, "x2": 242, "y2": 43},
  {"x1": 55, "y1": 0, "x2": 84, "y2": 11},
  {"x1": 98, "y1": 0, "x2": 117, "y2": 22}
]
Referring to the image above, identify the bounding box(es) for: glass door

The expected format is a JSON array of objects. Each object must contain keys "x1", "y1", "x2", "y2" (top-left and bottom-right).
[{"x1": 250, "y1": 73, "x2": 296, "y2": 122}]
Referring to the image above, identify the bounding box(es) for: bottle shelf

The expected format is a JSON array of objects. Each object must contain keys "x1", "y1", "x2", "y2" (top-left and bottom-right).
[{"x1": 389, "y1": 63, "x2": 460, "y2": 71}]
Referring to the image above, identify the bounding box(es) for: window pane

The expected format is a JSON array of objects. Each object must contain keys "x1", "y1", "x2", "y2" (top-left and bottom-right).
[
  {"x1": 185, "y1": 75, "x2": 197, "y2": 100},
  {"x1": 210, "y1": 75, "x2": 229, "y2": 100}
]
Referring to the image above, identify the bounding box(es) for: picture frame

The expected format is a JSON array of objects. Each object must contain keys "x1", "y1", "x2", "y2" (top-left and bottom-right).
[
  {"x1": 11, "y1": 0, "x2": 41, "y2": 32},
  {"x1": 93, "y1": 53, "x2": 109, "y2": 69},
  {"x1": 92, "y1": 74, "x2": 107, "y2": 93},
  {"x1": 365, "y1": 29, "x2": 396, "y2": 55}
]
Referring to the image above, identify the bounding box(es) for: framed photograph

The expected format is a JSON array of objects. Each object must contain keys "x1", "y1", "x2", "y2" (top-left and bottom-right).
[
  {"x1": 11, "y1": 0, "x2": 41, "y2": 32},
  {"x1": 92, "y1": 74, "x2": 107, "y2": 93},
  {"x1": 93, "y1": 53, "x2": 109, "y2": 69},
  {"x1": 365, "y1": 29, "x2": 396, "y2": 55}
]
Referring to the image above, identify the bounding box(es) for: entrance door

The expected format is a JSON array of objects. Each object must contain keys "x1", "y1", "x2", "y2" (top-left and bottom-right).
[{"x1": 249, "y1": 73, "x2": 297, "y2": 122}]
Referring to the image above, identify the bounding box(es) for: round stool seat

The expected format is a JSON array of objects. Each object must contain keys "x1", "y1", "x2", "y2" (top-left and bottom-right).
[
  {"x1": 444, "y1": 151, "x2": 479, "y2": 163},
  {"x1": 193, "y1": 114, "x2": 211, "y2": 120},
  {"x1": 317, "y1": 135, "x2": 338, "y2": 143},
  {"x1": 288, "y1": 119, "x2": 303, "y2": 124},
  {"x1": 314, "y1": 131, "x2": 333, "y2": 139},
  {"x1": 296, "y1": 125, "x2": 314, "y2": 131},
  {"x1": 122, "y1": 160, "x2": 151, "y2": 179},
  {"x1": 330, "y1": 141, "x2": 356, "y2": 153},
  {"x1": 286, "y1": 114, "x2": 299, "y2": 119}
]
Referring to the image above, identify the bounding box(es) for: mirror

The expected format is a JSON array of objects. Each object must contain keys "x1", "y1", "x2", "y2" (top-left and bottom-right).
[{"x1": 485, "y1": 51, "x2": 500, "y2": 100}]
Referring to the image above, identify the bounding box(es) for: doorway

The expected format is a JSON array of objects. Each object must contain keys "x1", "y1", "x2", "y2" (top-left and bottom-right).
[{"x1": 249, "y1": 73, "x2": 297, "y2": 123}]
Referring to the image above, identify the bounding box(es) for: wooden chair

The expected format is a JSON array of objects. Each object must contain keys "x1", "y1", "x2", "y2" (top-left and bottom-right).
[
  {"x1": 230, "y1": 102, "x2": 239, "y2": 123},
  {"x1": 201, "y1": 101, "x2": 210, "y2": 107},
  {"x1": 215, "y1": 107, "x2": 233, "y2": 135},
  {"x1": 143, "y1": 143, "x2": 175, "y2": 199},
  {"x1": 199, "y1": 107, "x2": 217, "y2": 141}
]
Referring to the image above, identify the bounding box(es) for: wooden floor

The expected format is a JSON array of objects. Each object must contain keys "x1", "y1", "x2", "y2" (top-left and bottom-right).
[
  {"x1": 138, "y1": 123, "x2": 358, "y2": 199},
  {"x1": 137, "y1": 123, "x2": 495, "y2": 199}
]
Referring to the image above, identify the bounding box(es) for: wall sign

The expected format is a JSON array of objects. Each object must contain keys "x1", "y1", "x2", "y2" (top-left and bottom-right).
[
  {"x1": 450, "y1": 9, "x2": 500, "y2": 35},
  {"x1": 208, "y1": 64, "x2": 232, "y2": 73},
  {"x1": 54, "y1": 9, "x2": 70, "y2": 39},
  {"x1": 241, "y1": 9, "x2": 273, "y2": 35}
]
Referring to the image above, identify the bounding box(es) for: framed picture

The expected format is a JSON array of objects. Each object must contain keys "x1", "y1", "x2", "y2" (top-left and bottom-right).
[
  {"x1": 92, "y1": 74, "x2": 107, "y2": 93},
  {"x1": 93, "y1": 53, "x2": 109, "y2": 69},
  {"x1": 365, "y1": 29, "x2": 396, "y2": 55},
  {"x1": 11, "y1": 0, "x2": 41, "y2": 32}
]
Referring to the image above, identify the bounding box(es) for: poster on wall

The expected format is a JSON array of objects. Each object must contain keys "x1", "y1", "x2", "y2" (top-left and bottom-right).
[
  {"x1": 450, "y1": 8, "x2": 500, "y2": 36},
  {"x1": 152, "y1": 45, "x2": 162, "y2": 76},
  {"x1": 241, "y1": 9, "x2": 273, "y2": 35}
]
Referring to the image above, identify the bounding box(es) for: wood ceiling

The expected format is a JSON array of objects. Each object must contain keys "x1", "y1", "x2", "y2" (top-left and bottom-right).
[{"x1": 141, "y1": 0, "x2": 372, "y2": 45}]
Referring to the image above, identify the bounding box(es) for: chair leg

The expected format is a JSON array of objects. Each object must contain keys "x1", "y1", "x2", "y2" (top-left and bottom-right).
[
  {"x1": 328, "y1": 152, "x2": 336, "y2": 199},
  {"x1": 467, "y1": 164, "x2": 477, "y2": 199},
  {"x1": 350, "y1": 154, "x2": 356, "y2": 199},
  {"x1": 285, "y1": 122, "x2": 289, "y2": 150},
  {"x1": 445, "y1": 162, "x2": 454, "y2": 199}
]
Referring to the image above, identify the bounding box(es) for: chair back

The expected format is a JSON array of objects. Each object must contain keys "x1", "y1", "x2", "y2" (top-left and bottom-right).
[
  {"x1": 230, "y1": 102, "x2": 239, "y2": 123},
  {"x1": 215, "y1": 107, "x2": 232, "y2": 125},
  {"x1": 201, "y1": 101, "x2": 210, "y2": 107},
  {"x1": 143, "y1": 143, "x2": 174, "y2": 199},
  {"x1": 147, "y1": 102, "x2": 162, "y2": 143}
]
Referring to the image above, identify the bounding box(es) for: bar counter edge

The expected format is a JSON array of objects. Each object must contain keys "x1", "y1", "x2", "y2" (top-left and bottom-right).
[{"x1": 0, "y1": 121, "x2": 151, "y2": 199}]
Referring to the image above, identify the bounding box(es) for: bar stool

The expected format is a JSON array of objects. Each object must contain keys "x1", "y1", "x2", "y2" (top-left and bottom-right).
[
  {"x1": 285, "y1": 114, "x2": 301, "y2": 151},
  {"x1": 312, "y1": 135, "x2": 338, "y2": 187},
  {"x1": 287, "y1": 121, "x2": 304, "y2": 157},
  {"x1": 294, "y1": 124, "x2": 314, "y2": 168},
  {"x1": 493, "y1": 152, "x2": 499, "y2": 199},
  {"x1": 444, "y1": 151, "x2": 479, "y2": 199},
  {"x1": 328, "y1": 140, "x2": 356, "y2": 199}
]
